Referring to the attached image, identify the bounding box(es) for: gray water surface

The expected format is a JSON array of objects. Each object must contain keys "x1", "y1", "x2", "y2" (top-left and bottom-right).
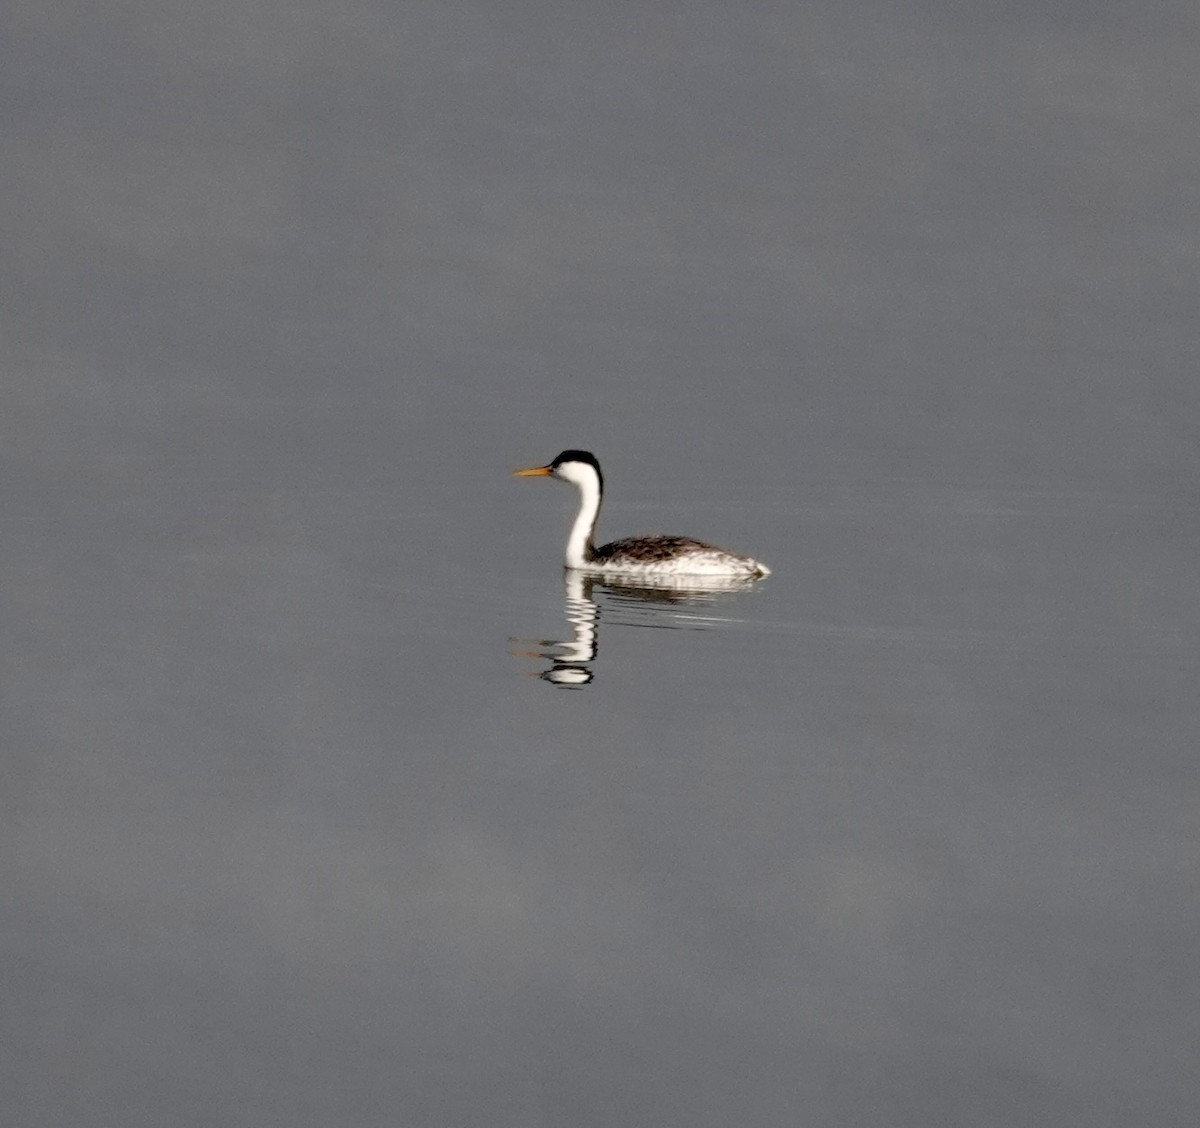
[{"x1": 5, "y1": 3, "x2": 1199, "y2": 1126}]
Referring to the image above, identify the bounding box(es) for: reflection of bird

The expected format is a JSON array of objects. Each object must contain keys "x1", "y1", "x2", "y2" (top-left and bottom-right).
[{"x1": 515, "y1": 450, "x2": 770, "y2": 578}]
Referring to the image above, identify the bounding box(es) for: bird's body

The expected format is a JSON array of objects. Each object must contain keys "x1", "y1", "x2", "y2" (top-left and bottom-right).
[{"x1": 515, "y1": 450, "x2": 770, "y2": 579}]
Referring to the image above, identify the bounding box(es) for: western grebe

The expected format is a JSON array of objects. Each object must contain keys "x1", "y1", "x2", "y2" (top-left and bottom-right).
[{"x1": 514, "y1": 450, "x2": 770, "y2": 578}]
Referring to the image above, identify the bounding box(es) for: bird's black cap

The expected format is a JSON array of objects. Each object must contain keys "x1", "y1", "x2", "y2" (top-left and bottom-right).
[{"x1": 550, "y1": 450, "x2": 600, "y2": 470}]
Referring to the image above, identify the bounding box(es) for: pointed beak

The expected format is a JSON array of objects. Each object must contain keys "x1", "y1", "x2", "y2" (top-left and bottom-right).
[{"x1": 514, "y1": 464, "x2": 553, "y2": 477}]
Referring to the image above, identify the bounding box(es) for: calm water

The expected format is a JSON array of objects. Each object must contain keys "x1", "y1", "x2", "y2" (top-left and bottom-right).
[{"x1": 6, "y1": 3, "x2": 1200, "y2": 1126}]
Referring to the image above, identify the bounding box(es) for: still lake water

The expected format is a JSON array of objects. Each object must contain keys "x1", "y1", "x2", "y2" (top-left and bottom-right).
[
  {"x1": 6, "y1": 3, "x2": 1200, "y2": 1126},
  {"x1": 9, "y1": 442, "x2": 1197, "y2": 1126}
]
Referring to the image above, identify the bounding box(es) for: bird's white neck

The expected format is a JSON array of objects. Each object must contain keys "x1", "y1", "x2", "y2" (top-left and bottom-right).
[{"x1": 563, "y1": 467, "x2": 602, "y2": 568}]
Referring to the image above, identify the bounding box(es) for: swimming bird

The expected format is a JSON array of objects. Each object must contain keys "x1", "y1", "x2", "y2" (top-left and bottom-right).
[{"x1": 514, "y1": 450, "x2": 770, "y2": 578}]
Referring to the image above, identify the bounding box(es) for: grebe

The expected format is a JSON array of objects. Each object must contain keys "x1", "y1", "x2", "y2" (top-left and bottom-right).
[{"x1": 514, "y1": 450, "x2": 770, "y2": 578}]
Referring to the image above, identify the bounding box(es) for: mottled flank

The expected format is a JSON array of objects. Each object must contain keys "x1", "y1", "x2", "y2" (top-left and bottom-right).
[{"x1": 590, "y1": 535, "x2": 770, "y2": 577}]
